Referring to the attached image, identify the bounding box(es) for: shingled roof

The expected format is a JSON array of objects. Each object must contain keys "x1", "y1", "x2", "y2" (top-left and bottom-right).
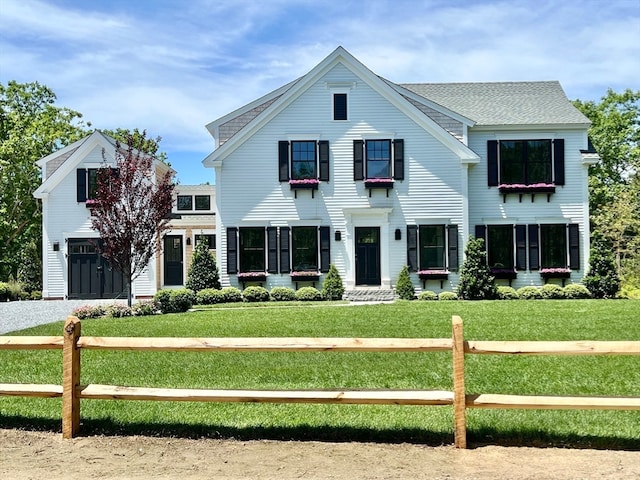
[{"x1": 397, "y1": 81, "x2": 590, "y2": 126}]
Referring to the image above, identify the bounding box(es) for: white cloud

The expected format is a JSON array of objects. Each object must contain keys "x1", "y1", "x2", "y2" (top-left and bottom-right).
[{"x1": 1, "y1": 0, "x2": 638, "y2": 184}]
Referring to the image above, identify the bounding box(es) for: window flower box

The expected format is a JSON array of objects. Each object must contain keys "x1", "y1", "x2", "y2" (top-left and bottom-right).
[
  {"x1": 498, "y1": 183, "x2": 555, "y2": 202},
  {"x1": 490, "y1": 268, "x2": 518, "y2": 280},
  {"x1": 417, "y1": 270, "x2": 449, "y2": 288},
  {"x1": 237, "y1": 272, "x2": 267, "y2": 281},
  {"x1": 364, "y1": 178, "x2": 394, "y2": 197},
  {"x1": 85, "y1": 199, "x2": 99, "y2": 209},
  {"x1": 289, "y1": 179, "x2": 319, "y2": 198},
  {"x1": 290, "y1": 271, "x2": 320, "y2": 281},
  {"x1": 539, "y1": 268, "x2": 571, "y2": 279}
]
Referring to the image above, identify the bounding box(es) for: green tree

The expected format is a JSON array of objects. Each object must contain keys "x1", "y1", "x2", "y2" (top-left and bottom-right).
[
  {"x1": 574, "y1": 89, "x2": 640, "y2": 285},
  {"x1": 395, "y1": 265, "x2": 415, "y2": 300},
  {"x1": 186, "y1": 236, "x2": 220, "y2": 292},
  {"x1": 101, "y1": 128, "x2": 168, "y2": 163},
  {"x1": 456, "y1": 237, "x2": 497, "y2": 300},
  {"x1": 0, "y1": 81, "x2": 87, "y2": 279},
  {"x1": 583, "y1": 233, "x2": 620, "y2": 298}
]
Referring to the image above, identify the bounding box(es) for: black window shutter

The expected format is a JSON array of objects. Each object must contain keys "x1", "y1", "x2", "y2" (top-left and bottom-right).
[
  {"x1": 475, "y1": 225, "x2": 487, "y2": 242},
  {"x1": 278, "y1": 141, "x2": 289, "y2": 182},
  {"x1": 267, "y1": 227, "x2": 278, "y2": 274},
  {"x1": 319, "y1": 226, "x2": 331, "y2": 273},
  {"x1": 568, "y1": 224, "x2": 580, "y2": 269},
  {"x1": 487, "y1": 140, "x2": 499, "y2": 186},
  {"x1": 353, "y1": 140, "x2": 364, "y2": 181},
  {"x1": 528, "y1": 224, "x2": 540, "y2": 270},
  {"x1": 448, "y1": 224, "x2": 459, "y2": 271},
  {"x1": 515, "y1": 225, "x2": 527, "y2": 270},
  {"x1": 226, "y1": 227, "x2": 238, "y2": 274},
  {"x1": 393, "y1": 139, "x2": 404, "y2": 181},
  {"x1": 279, "y1": 227, "x2": 290, "y2": 273},
  {"x1": 553, "y1": 139, "x2": 565, "y2": 186},
  {"x1": 318, "y1": 140, "x2": 330, "y2": 182},
  {"x1": 76, "y1": 168, "x2": 87, "y2": 202},
  {"x1": 407, "y1": 225, "x2": 418, "y2": 271}
]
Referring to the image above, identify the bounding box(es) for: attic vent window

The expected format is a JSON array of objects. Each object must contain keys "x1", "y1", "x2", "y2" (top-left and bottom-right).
[{"x1": 333, "y1": 93, "x2": 347, "y2": 121}]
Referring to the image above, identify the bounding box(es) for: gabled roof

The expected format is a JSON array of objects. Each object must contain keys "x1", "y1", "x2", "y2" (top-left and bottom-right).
[
  {"x1": 399, "y1": 82, "x2": 590, "y2": 126},
  {"x1": 203, "y1": 46, "x2": 480, "y2": 167},
  {"x1": 34, "y1": 130, "x2": 172, "y2": 198}
]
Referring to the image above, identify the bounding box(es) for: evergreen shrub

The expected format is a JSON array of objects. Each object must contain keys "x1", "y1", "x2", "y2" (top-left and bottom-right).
[
  {"x1": 295, "y1": 286, "x2": 324, "y2": 301},
  {"x1": 583, "y1": 234, "x2": 620, "y2": 298},
  {"x1": 322, "y1": 264, "x2": 345, "y2": 300},
  {"x1": 456, "y1": 238, "x2": 497, "y2": 300},
  {"x1": 185, "y1": 237, "x2": 220, "y2": 292},
  {"x1": 243, "y1": 286, "x2": 270, "y2": 302},
  {"x1": 395, "y1": 266, "x2": 415, "y2": 300},
  {"x1": 517, "y1": 286, "x2": 542, "y2": 300},
  {"x1": 196, "y1": 288, "x2": 225, "y2": 305},
  {"x1": 497, "y1": 286, "x2": 519, "y2": 300},
  {"x1": 220, "y1": 287, "x2": 243, "y2": 303},
  {"x1": 540, "y1": 284, "x2": 565, "y2": 299},
  {"x1": 417, "y1": 291, "x2": 437, "y2": 301},
  {"x1": 270, "y1": 287, "x2": 297, "y2": 302},
  {"x1": 563, "y1": 283, "x2": 591, "y2": 299},
  {"x1": 438, "y1": 291, "x2": 458, "y2": 301},
  {"x1": 17, "y1": 240, "x2": 42, "y2": 294}
]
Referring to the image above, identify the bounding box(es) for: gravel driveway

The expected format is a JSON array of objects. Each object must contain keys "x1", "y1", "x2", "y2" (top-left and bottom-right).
[{"x1": 0, "y1": 300, "x2": 125, "y2": 334}]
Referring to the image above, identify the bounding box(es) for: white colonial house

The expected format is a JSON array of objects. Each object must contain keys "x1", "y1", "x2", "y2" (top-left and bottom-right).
[
  {"x1": 34, "y1": 130, "x2": 216, "y2": 300},
  {"x1": 203, "y1": 47, "x2": 598, "y2": 296}
]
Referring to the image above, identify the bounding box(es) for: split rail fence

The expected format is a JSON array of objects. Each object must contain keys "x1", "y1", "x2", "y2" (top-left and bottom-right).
[{"x1": 1, "y1": 315, "x2": 639, "y2": 448}]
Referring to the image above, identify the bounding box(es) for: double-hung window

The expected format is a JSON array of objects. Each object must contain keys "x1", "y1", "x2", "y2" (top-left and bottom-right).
[
  {"x1": 291, "y1": 226, "x2": 318, "y2": 272},
  {"x1": 487, "y1": 139, "x2": 565, "y2": 187},
  {"x1": 239, "y1": 227, "x2": 265, "y2": 273},
  {"x1": 279, "y1": 140, "x2": 330, "y2": 183},
  {"x1": 487, "y1": 225, "x2": 514, "y2": 270},
  {"x1": 407, "y1": 224, "x2": 458, "y2": 272},
  {"x1": 177, "y1": 195, "x2": 193, "y2": 211},
  {"x1": 76, "y1": 168, "x2": 100, "y2": 202},
  {"x1": 353, "y1": 139, "x2": 404, "y2": 182},
  {"x1": 540, "y1": 224, "x2": 569, "y2": 269},
  {"x1": 419, "y1": 225, "x2": 446, "y2": 270}
]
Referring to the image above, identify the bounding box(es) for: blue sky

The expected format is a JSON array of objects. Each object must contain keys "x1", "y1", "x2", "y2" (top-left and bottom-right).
[{"x1": 1, "y1": 0, "x2": 639, "y2": 185}]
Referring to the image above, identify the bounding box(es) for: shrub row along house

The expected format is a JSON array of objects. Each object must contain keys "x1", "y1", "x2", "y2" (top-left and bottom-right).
[{"x1": 35, "y1": 47, "x2": 598, "y2": 300}]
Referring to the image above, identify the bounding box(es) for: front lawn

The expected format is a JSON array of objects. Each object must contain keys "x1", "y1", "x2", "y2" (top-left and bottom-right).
[{"x1": 1, "y1": 300, "x2": 638, "y2": 447}]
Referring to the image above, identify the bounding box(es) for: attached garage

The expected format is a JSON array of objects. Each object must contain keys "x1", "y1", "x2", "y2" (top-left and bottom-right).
[{"x1": 68, "y1": 239, "x2": 126, "y2": 299}]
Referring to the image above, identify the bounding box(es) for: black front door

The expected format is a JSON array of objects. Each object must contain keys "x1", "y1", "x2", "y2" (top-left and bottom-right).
[
  {"x1": 355, "y1": 227, "x2": 381, "y2": 285},
  {"x1": 164, "y1": 235, "x2": 184, "y2": 285},
  {"x1": 68, "y1": 239, "x2": 125, "y2": 299}
]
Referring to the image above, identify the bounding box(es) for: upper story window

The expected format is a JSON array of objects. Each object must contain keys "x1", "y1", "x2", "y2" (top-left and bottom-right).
[
  {"x1": 76, "y1": 167, "x2": 117, "y2": 203},
  {"x1": 195, "y1": 195, "x2": 211, "y2": 210},
  {"x1": 177, "y1": 195, "x2": 192, "y2": 211},
  {"x1": 279, "y1": 140, "x2": 330, "y2": 183},
  {"x1": 176, "y1": 194, "x2": 211, "y2": 212},
  {"x1": 291, "y1": 141, "x2": 317, "y2": 180},
  {"x1": 488, "y1": 139, "x2": 565, "y2": 188},
  {"x1": 353, "y1": 139, "x2": 404, "y2": 182},
  {"x1": 333, "y1": 93, "x2": 347, "y2": 120}
]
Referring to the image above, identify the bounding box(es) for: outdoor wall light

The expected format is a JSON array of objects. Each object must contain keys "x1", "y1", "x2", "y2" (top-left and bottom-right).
[
  {"x1": 395, "y1": 229, "x2": 402, "y2": 240},
  {"x1": 53, "y1": 241, "x2": 60, "y2": 252},
  {"x1": 335, "y1": 230, "x2": 341, "y2": 241},
  {"x1": 186, "y1": 237, "x2": 191, "y2": 246}
]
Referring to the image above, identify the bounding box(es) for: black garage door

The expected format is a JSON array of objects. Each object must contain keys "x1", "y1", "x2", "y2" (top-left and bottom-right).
[{"x1": 68, "y1": 239, "x2": 126, "y2": 299}]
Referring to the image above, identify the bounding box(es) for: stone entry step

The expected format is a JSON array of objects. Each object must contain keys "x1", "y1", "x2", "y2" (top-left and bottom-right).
[{"x1": 343, "y1": 289, "x2": 396, "y2": 302}]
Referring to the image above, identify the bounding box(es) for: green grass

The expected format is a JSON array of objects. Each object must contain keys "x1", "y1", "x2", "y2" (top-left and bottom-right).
[{"x1": 1, "y1": 300, "x2": 639, "y2": 448}]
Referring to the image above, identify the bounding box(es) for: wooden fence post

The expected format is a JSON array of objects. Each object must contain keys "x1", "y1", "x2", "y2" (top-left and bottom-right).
[
  {"x1": 452, "y1": 315, "x2": 467, "y2": 448},
  {"x1": 62, "y1": 316, "x2": 81, "y2": 439}
]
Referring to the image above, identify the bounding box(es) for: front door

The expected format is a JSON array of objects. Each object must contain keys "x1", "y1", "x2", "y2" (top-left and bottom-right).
[
  {"x1": 164, "y1": 235, "x2": 184, "y2": 285},
  {"x1": 68, "y1": 239, "x2": 126, "y2": 299},
  {"x1": 355, "y1": 227, "x2": 381, "y2": 285}
]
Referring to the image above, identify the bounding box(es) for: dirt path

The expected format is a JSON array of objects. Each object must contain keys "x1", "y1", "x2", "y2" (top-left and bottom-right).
[{"x1": 1, "y1": 429, "x2": 638, "y2": 479}]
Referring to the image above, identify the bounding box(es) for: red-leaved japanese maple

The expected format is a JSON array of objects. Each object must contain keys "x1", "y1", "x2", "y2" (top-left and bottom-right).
[{"x1": 90, "y1": 133, "x2": 175, "y2": 306}]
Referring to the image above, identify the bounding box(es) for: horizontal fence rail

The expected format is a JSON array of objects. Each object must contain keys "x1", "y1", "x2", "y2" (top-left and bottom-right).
[{"x1": 1, "y1": 315, "x2": 639, "y2": 448}]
